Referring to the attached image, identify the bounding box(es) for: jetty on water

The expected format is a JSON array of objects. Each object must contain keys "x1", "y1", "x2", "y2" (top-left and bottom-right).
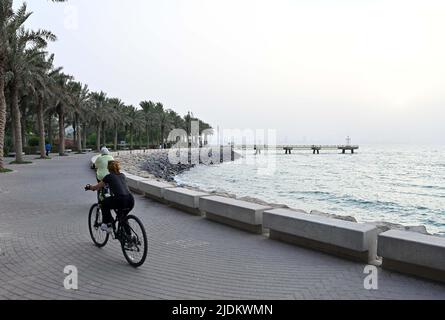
[
  {"x1": 238, "y1": 144, "x2": 359, "y2": 154},
  {"x1": 281, "y1": 145, "x2": 359, "y2": 154}
]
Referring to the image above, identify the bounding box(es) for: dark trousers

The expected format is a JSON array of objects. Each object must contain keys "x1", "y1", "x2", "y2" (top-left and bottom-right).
[{"x1": 101, "y1": 194, "x2": 135, "y2": 225}]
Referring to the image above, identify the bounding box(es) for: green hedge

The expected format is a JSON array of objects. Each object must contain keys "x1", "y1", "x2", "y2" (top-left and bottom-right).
[{"x1": 28, "y1": 136, "x2": 40, "y2": 147}]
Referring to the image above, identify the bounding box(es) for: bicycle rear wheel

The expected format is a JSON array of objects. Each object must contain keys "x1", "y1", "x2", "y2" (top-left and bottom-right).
[
  {"x1": 120, "y1": 215, "x2": 148, "y2": 267},
  {"x1": 88, "y1": 204, "x2": 109, "y2": 247}
]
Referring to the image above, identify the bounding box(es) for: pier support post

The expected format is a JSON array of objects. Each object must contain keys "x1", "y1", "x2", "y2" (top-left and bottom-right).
[{"x1": 220, "y1": 145, "x2": 223, "y2": 163}]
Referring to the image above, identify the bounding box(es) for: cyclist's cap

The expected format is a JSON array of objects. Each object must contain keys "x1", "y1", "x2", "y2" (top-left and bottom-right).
[{"x1": 101, "y1": 147, "x2": 110, "y2": 155}]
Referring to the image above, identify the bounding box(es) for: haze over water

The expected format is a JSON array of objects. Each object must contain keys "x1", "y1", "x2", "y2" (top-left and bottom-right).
[{"x1": 176, "y1": 145, "x2": 445, "y2": 235}]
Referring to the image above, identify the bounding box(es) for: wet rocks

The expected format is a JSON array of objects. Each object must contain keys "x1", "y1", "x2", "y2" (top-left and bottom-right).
[
  {"x1": 367, "y1": 221, "x2": 430, "y2": 235},
  {"x1": 310, "y1": 210, "x2": 358, "y2": 223}
]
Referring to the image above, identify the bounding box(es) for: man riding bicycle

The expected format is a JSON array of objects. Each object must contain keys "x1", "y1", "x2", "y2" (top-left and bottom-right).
[
  {"x1": 85, "y1": 160, "x2": 134, "y2": 234},
  {"x1": 95, "y1": 147, "x2": 114, "y2": 182}
]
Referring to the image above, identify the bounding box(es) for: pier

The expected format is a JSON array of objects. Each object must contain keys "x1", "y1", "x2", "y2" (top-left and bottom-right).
[
  {"x1": 242, "y1": 145, "x2": 360, "y2": 154},
  {"x1": 282, "y1": 145, "x2": 359, "y2": 154}
]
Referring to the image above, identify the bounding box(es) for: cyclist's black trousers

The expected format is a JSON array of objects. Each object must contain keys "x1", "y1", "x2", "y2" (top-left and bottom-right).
[{"x1": 101, "y1": 194, "x2": 135, "y2": 224}]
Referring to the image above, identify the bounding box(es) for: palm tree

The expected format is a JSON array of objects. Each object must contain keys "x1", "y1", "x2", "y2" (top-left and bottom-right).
[
  {"x1": 51, "y1": 70, "x2": 73, "y2": 156},
  {"x1": 5, "y1": 3, "x2": 56, "y2": 162},
  {"x1": 0, "y1": 0, "x2": 14, "y2": 171},
  {"x1": 125, "y1": 105, "x2": 144, "y2": 150},
  {"x1": 154, "y1": 102, "x2": 169, "y2": 148},
  {"x1": 165, "y1": 109, "x2": 186, "y2": 145},
  {"x1": 67, "y1": 81, "x2": 89, "y2": 153},
  {"x1": 0, "y1": 0, "x2": 65, "y2": 169},
  {"x1": 24, "y1": 53, "x2": 56, "y2": 158},
  {"x1": 108, "y1": 98, "x2": 127, "y2": 151},
  {"x1": 140, "y1": 100, "x2": 155, "y2": 148},
  {"x1": 101, "y1": 98, "x2": 117, "y2": 148},
  {"x1": 89, "y1": 91, "x2": 107, "y2": 151}
]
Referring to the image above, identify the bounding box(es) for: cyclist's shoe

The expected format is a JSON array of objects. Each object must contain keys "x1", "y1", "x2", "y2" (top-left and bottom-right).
[{"x1": 100, "y1": 223, "x2": 113, "y2": 234}]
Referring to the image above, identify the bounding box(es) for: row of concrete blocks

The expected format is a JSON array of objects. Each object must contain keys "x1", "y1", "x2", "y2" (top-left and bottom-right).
[
  {"x1": 123, "y1": 173, "x2": 445, "y2": 284},
  {"x1": 89, "y1": 156, "x2": 445, "y2": 283}
]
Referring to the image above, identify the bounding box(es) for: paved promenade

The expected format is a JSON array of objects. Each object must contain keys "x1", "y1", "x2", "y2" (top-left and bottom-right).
[{"x1": 0, "y1": 154, "x2": 444, "y2": 300}]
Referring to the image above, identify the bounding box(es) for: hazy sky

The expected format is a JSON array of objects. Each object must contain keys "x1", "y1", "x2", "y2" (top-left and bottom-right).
[{"x1": 20, "y1": 0, "x2": 445, "y2": 144}]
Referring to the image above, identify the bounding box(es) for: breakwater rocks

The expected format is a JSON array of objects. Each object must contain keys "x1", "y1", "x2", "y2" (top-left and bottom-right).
[
  {"x1": 115, "y1": 150, "x2": 191, "y2": 182},
  {"x1": 115, "y1": 148, "x2": 240, "y2": 182},
  {"x1": 141, "y1": 151, "x2": 195, "y2": 182}
]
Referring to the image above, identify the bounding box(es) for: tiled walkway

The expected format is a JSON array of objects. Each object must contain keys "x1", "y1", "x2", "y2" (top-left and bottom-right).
[{"x1": 0, "y1": 154, "x2": 444, "y2": 299}]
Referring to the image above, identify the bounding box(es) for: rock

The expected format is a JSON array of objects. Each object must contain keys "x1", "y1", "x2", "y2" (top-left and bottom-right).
[
  {"x1": 367, "y1": 221, "x2": 431, "y2": 235},
  {"x1": 310, "y1": 210, "x2": 357, "y2": 223},
  {"x1": 238, "y1": 196, "x2": 288, "y2": 209}
]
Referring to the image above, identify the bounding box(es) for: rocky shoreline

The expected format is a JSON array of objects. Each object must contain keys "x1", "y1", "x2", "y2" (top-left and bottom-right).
[
  {"x1": 115, "y1": 149, "x2": 437, "y2": 237},
  {"x1": 115, "y1": 148, "x2": 240, "y2": 182},
  {"x1": 115, "y1": 150, "x2": 188, "y2": 182}
]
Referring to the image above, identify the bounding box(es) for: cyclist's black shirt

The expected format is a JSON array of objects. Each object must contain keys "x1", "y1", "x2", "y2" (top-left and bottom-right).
[{"x1": 103, "y1": 173, "x2": 130, "y2": 197}]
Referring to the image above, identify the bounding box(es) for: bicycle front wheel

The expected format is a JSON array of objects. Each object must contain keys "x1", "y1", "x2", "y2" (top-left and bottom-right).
[
  {"x1": 120, "y1": 215, "x2": 148, "y2": 268},
  {"x1": 88, "y1": 203, "x2": 109, "y2": 248}
]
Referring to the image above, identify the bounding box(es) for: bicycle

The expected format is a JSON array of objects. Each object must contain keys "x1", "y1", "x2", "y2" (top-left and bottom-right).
[{"x1": 87, "y1": 188, "x2": 148, "y2": 268}]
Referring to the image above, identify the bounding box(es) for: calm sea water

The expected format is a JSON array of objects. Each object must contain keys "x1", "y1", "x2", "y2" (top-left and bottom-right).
[{"x1": 175, "y1": 145, "x2": 445, "y2": 235}]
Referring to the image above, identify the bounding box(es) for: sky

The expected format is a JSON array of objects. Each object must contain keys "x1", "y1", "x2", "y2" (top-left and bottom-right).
[{"x1": 17, "y1": 0, "x2": 445, "y2": 144}]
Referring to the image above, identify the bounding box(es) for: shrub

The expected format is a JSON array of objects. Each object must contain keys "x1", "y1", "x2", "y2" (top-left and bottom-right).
[
  {"x1": 3, "y1": 135, "x2": 13, "y2": 155},
  {"x1": 28, "y1": 136, "x2": 40, "y2": 147},
  {"x1": 87, "y1": 133, "x2": 96, "y2": 147}
]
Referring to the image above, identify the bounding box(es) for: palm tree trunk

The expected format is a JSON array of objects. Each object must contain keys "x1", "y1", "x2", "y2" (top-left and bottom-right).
[
  {"x1": 57, "y1": 104, "x2": 65, "y2": 156},
  {"x1": 37, "y1": 95, "x2": 46, "y2": 158},
  {"x1": 114, "y1": 124, "x2": 118, "y2": 151},
  {"x1": 76, "y1": 113, "x2": 82, "y2": 153},
  {"x1": 102, "y1": 121, "x2": 106, "y2": 148},
  {"x1": 10, "y1": 103, "x2": 16, "y2": 151},
  {"x1": 145, "y1": 124, "x2": 150, "y2": 149},
  {"x1": 21, "y1": 109, "x2": 26, "y2": 150},
  {"x1": 96, "y1": 122, "x2": 101, "y2": 152},
  {"x1": 72, "y1": 119, "x2": 77, "y2": 149},
  {"x1": 0, "y1": 66, "x2": 6, "y2": 169},
  {"x1": 48, "y1": 113, "x2": 53, "y2": 145},
  {"x1": 11, "y1": 80, "x2": 24, "y2": 163},
  {"x1": 130, "y1": 125, "x2": 134, "y2": 150},
  {"x1": 82, "y1": 124, "x2": 87, "y2": 149}
]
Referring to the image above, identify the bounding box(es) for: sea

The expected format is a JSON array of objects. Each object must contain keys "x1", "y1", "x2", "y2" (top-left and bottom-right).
[{"x1": 175, "y1": 145, "x2": 445, "y2": 236}]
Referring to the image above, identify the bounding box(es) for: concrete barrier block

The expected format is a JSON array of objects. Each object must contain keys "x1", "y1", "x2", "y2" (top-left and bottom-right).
[
  {"x1": 378, "y1": 230, "x2": 445, "y2": 283},
  {"x1": 263, "y1": 208, "x2": 378, "y2": 263},
  {"x1": 200, "y1": 196, "x2": 272, "y2": 234},
  {"x1": 163, "y1": 188, "x2": 209, "y2": 215},
  {"x1": 124, "y1": 174, "x2": 147, "y2": 193},
  {"x1": 139, "y1": 180, "x2": 176, "y2": 201}
]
